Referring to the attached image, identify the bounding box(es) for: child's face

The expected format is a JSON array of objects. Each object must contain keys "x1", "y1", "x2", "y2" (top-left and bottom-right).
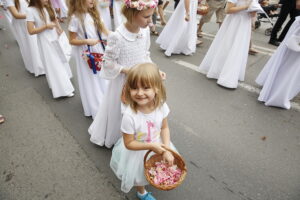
[
  {"x1": 130, "y1": 82, "x2": 156, "y2": 107},
  {"x1": 86, "y1": 0, "x2": 94, "y2": 9},
  {"x1": 133, "y1": 8, "x2": 155, "y2": 28}
]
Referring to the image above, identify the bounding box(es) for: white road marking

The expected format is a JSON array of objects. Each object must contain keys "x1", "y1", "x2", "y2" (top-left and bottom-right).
[{"x1": 172, "y1": 59, "x2": 300, "y2": 112}]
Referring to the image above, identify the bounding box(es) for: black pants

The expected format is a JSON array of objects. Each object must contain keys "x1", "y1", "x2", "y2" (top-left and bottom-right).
[{"x1": 270, "y1": 3, "x2": 300, "y2": 41}]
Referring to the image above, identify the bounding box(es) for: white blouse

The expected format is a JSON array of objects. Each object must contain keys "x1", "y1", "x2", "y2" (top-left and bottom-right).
[{"x1": 100, "y1": 24, "x2": 152, "y2": 79}]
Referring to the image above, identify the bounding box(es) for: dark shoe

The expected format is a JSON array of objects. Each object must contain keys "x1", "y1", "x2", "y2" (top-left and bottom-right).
[{"x1": 269, "y1": 39, "x2": 280, "y2": 46}]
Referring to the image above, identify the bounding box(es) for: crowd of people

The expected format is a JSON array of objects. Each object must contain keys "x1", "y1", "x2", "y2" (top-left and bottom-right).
[{"x1": 0, "y1": 0, "x2": 300, "y2": 199}]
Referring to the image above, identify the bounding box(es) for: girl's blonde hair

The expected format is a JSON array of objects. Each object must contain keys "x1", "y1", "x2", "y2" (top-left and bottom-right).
[
  {"x1": 28, "y1": 0, "x2": 56, "y2": 22},
  {"x1": 121, "y1": 0, "x2": 142, "y2": 24},
  {"x1": 67, "y1": 0, "x2": 105, "y2": 32},
  {"x1": 124, "y1": 63, "x2": 166, "y2": 112}
]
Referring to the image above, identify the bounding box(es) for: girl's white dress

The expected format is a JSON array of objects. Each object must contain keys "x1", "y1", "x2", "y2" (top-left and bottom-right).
[
  {"x1": 26, "y1": 7, "x2": 74, "y2": 98},
  {"x1": 68, "y1": 14, "x2": 109, "y2": 118},
  {"x1": 89, "y1": 24, "x2": 152, "y2": 148},
  {"x1": 0, "y1": 0, "x2": 18, "y2": 40},
  {"x1": 255, "y1": 17, "x2": 300, "y2": 109},
  {"x1": 7, "y1": 0, "x2": 45, "y2": 76},
  {"x1": 198, "y1": 0, "x2": 252, "y2": 89},
  {"x1": 112, "y1": 0, "x2": 124, "y2": 29},
  {"x1": 110, "y1": 103, "x2": 177, "y2": 193},
  {"x1": 156, "y1": 0, "x2": 199, "y2": 56},
  {"x1": 98, "y1": 0, "x2": 112, "y2": 31}
]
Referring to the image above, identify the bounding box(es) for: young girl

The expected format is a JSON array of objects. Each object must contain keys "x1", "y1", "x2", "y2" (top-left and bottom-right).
[
  {"x1": 27, "y1": 0, "x2": 74, "y2": 98},
  {"x1": 110, "y1": 63, "x2": 176, "y2": 200},
  {"x1": 68, "y1": 0, "x2": 110, "y2": 118},
  {"x1": 89, "y1": 0, "x2": 165, "y2": 148},
  {"x1": 0, "y1": 0, "x2": 18, "y2": 39},
  {"x1": 6, "y1": 0, "x2": 45, "y2": 76},
  {"x1": 198, "y1": 0, "x2": 255, "y2": 89},
  {"x1": 112, "y1": 0, "x2": 124, "y2": 29},
  {"x1": 50, "y1": 0, "x2": 67, "y2": 22},
  {"x1": 156, "y1": 0, "x2": 201, "y2": 56},
  {"x1": 255, "y1": 16, "x2": 300, "y2": 109},
  {"x1": 98, "y1": 0, "x2": 112, "y2": 30}
]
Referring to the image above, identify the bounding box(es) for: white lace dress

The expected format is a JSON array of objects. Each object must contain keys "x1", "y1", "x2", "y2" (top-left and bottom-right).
[
  {"x1": 68, "y1": 14, "x2": 109, "y2": 118},
  {"x1": 255, "y1": 17, "x2": 300, "y2": 109},
  {"x1": 156, "y1": 0, "x2": 198, "y2": 56},
  {"x1": 198, "y1": 0, "x2": 253, "y2": 89},
  {"x1": 89, "y1": 24, "x2": 152, "y2": 148},
  {"x1": 7, "y1": 0, "x2": 45, "y2": 76}
]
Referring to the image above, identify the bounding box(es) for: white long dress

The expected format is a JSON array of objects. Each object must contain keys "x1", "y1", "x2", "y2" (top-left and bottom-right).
[
  {"x1": 26, "y1": 7, "x2": 74, "y2": 98},
  {"x1": 198, "y1": 0, "x2": 252, "y2": 89},
  {"x1": 112, "y1": 0, "x2": 124, "y2": 30},
  {"x1": 0, "y1": 0, "x2": 18, "y2": 40},
  {"x1": 68, "y1": 14, "x2": 109, "y2": 118},
  {"x1": 7, "y1": 0, "x2": 45, "y2": 76},
  {"x1": 255, "y1": 17, "x2": 300, "y2": 109},
  {"x1": 89, "y1": 24, "x2": 152, "y2": 148},
  {"x1": 98, "y1": 0, "x2": 112, "y2": 31},
  {"x1": 156, "y1": 0, "x2": 198, "y2": 56},
  {"x1": 110, "y1": 103, "x2": 177, "y2": 193}
]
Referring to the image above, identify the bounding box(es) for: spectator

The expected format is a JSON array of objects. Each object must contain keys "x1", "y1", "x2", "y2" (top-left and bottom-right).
[
  {"x1": 197, "y1": 0, "x2": 227, "y2": 37},
  {"x1": 269, "y1": 0, "x2": 300, "y2": 46}
]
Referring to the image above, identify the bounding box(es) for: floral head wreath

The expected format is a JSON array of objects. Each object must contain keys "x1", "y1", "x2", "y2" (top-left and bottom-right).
[{"x1": 124, "y1": 0, "x2": 159, "y2": 10}]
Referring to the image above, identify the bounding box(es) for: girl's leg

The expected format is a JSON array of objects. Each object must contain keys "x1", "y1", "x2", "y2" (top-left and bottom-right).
[{"x1": 136, "y1": 186, "x2": 146, "y2": 194}]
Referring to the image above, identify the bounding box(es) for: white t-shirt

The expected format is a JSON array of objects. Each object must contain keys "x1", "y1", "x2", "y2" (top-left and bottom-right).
[{"x1": 121, "y1": 103, "x2": 170, "y2": 143}]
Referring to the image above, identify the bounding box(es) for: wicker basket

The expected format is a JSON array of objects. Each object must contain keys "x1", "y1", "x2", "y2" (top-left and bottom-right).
[
  {"x1": 144, "y1": 147, "x2": 187, "y2": 191},
  {"x1": 197, "y1": 0, "x2": 210, "y2": 16}
]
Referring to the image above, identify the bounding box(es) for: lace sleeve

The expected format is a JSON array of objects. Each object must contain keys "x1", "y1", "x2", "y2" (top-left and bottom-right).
[
  {"x1": 145, "y1": 27, "x2": 152, "y2": 63},
  {"x1": 100, "y1": 32, "x2": 123, "y2": 79}
]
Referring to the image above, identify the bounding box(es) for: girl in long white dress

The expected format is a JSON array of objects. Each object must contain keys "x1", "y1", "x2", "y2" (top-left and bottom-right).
[
  {"x1": 7, "y1": 0, "x2": 45, "y2": 76},
  {"x1": 68, "y1": 0, "x2": 110, "y2": 118},
  {"x1": 110, "y1": 63, "x2": 177, "y2": 199},
  {"x1": 98, "y1": 0, "x2": 112, "y2": 30},
  {"x1": 89, "y1": 0, "x2": 165, "y2": 148},
  {"x1": 26, "y1": 0, "x2": 74, "y2": 98},
  {"x1": 112, "y1": 0, "x2": 124, "y2": 29},
  {"x1": 0, "y1": 0, "x2": 18, "y2": 40},
  {"x1": 156, "y1": 0, "x2": 199, "y2": 56},
  {"x1": 255, "y1": 16, "x2": 300, "y2": 109},
  {"x1": 198, "y1": 0, "x2": 255, "y2": 89}
]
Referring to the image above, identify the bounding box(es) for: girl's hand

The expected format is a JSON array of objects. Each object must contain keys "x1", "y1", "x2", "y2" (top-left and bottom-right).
[
  {"x1": 151, "y1": 143, "x2": 166, "y2": 155},
  {"x1": 56, "y1": 27, "x2": 63, "y2": 35},
  {"x1": 159, "y1": 70, "x2": 166, "y2": 80},
  {"x1": 249, "y1": 11, "x2": 256, "y2": 18},
  {"x1": 244, "y1": 0, "x2": 252, "y2": 9},
  {"x1": 86, "y1": 39, "x2": 100, "y2": 46},
  {"x1": 185, "y1": 13, "x2": 190, "y2": 21},
  {"x1": 121, "y1": 68, "x2": 129, "y2": 74},
  {"x1": 46, "y1": 23, "x2": 56, "y2": 29},
  {"x1": 162, "y1": 151, "x2": 174, "y2": 165}
]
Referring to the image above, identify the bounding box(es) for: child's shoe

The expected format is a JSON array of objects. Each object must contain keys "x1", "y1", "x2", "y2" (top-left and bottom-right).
[{"x1": 137, "y1": 192, "x2": 156, "y2": 200}]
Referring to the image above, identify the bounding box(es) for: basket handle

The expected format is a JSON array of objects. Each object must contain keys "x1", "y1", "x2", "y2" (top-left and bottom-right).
[{"x1": 143, "y1": 146, "x2": 185, "y2": 169}]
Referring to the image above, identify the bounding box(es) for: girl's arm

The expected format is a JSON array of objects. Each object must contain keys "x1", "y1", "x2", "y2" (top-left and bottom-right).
[
  {"x1": 123, "y1": 133, "x2": 166, "y2": 154},
  {"x1": 8, "y1": 6, "x2": 26, "y2": 19},
  {"x1": 184, "y1": 0, "x2": 190, "y2": 21},
  {"x1": 297, "y1": 0, "x2": 300, "y2": 9},
  {"x1": 160, "y1": 117, "x2": 175, "y2": 165},
  {"x1": 225, "y1": 1, "x2": 251, "y2": 14},
  {"x1": 101, "y1": 33, "x2": 125, "y2": 79},
  {"x1": 69, "y1": 31, "x2": 99, "y2": 46},
  {"x1": 54, "y1": 19, "x2": 63, "y2": 35},
  {"x1": 27, "y1": 21, "x2": 56, "y2": 35}
]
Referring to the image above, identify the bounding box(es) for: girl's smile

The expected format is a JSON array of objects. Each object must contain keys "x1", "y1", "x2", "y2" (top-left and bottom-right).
[{"x1": 130, "y1": 83, "x2": 156, "y2": 108}]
